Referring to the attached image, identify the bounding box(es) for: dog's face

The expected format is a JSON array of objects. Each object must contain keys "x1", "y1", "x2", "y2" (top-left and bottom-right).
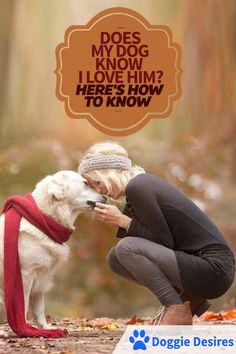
[{"x1": 36, "y1": 170, "x2": 106, "y2": 211}]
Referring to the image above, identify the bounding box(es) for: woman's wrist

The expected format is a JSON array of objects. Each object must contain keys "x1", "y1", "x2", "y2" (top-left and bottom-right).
[{"x1": 119, "y1": 215, "x2": 132, "y2": 230}]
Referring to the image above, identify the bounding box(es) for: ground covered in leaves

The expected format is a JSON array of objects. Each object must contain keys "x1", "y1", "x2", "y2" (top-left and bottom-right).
[{"x1": 0, "y1": 311, "x2": 236, "y2": 354}]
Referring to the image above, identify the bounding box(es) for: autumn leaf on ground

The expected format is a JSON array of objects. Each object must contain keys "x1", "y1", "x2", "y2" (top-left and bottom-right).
[
  {"x1": 98, "y1": 323, "x2": 117, "y2": 331},
  {"x1": 126, "y1": 315, "x2": 145, "y2": 325},
  {"x1": 222, "y1": 310, "x2": 236, "y2": 320},
  {"x1": 203, "y1": 312, "x2": 224, "y2": 321},
  {"x1": 88, "y1": 318, "x2": 117, "y2": 330},
  {"x1": 203, "y1": 310, "x2": 236, "y2": 321},
  {"x1": 78, "y1": 326, "x2": 92, "y2": 332}
]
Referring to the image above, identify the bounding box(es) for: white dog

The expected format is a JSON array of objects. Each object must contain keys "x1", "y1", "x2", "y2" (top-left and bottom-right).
[{"x1": 0, "y1": 170, "x2": 105, "y2": 329}]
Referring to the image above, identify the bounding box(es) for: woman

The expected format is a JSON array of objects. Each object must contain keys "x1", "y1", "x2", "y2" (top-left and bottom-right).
[{"x1": 78, "y1": 141, "x2": 235, "y2": 325}]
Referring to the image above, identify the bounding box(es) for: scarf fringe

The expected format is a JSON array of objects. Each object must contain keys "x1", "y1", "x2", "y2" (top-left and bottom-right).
[{"x1": 11, "y1": 324, "x2": 67, "y2": 338}]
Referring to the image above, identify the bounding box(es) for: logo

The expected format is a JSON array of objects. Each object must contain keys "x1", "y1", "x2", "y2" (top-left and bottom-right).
[
  {"x1": 129, "y1": 329, "x2": 150, "y2": 351},
  {"x1": 55, "y1": 7, "x2": 182, "y2": 136},
  {"x1": 112, "y1": 326, "x2": 236, "y2": 354}
]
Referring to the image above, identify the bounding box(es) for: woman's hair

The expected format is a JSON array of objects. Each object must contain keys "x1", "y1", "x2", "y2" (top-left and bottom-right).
[{"x1": 80, "y1": 141, "x2": 145, "y2": 196}]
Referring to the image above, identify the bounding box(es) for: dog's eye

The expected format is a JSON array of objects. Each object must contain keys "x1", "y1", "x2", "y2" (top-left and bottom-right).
[{"x1": 83, "y1": 181, "x2": 88, "y2": 186}]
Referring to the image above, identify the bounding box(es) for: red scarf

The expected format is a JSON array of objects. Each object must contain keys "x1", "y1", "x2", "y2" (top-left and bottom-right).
[{"x1": 2, "y1": 194, "x2": 73, "y2": 338}]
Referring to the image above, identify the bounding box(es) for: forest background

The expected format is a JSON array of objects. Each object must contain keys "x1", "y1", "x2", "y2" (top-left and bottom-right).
[{"x1": 0, "y1": 0, "x2": 235, "y2": 319}]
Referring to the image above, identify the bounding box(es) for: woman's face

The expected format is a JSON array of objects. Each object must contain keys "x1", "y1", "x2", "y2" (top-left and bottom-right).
[{"x1": 85, "y1": 174, "x2": 123, "y2": 200}]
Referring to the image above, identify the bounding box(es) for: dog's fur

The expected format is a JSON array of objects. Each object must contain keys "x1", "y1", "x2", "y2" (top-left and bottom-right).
[{"x1": 0, "y1": 170, "x2": 104, "y2": 329}]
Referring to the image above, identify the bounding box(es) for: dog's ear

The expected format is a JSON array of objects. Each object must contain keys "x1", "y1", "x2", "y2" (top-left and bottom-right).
[{"x1": 48, "y1": 180, "x2": 65, "y2": 201}]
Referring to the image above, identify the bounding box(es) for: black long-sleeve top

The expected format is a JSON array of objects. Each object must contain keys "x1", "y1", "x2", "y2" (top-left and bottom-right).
[
  {"x1": 116, "y1": 173, "x2": 235, "y2": 298},
  {"x1": 117, "y1": 173, "x2": 228, "y2": 252}
]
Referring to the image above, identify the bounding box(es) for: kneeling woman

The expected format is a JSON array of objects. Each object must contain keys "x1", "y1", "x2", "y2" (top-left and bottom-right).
[{"x1": 79, "y1": 142, "x2": 235, "y2": 325}]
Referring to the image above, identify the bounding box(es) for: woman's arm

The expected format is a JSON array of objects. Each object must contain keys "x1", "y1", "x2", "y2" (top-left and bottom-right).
[
  {"x1": 93, "y1": 202, "x2": 149, "y2": 240},
  {"x1": 116, "y1": 203, "x2": 174, "y2": 248},
  {"x1": 123, "y1": 174, "x2": 174, "y2": 248},
  {"x1": 94, "y1": 174, "x2": 174, "y2": 249}
]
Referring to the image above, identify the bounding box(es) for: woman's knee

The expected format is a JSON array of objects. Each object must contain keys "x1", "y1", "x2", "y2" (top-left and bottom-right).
[
  {"x1": 106, "y1": 247, "x2": 122, "y2": 272},
  {"x1": 115, "y1": 237, "x2": 138, "y2": 260}
]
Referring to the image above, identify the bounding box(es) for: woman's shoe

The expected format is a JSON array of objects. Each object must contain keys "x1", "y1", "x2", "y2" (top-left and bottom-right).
[{"x1": 153, "y1": 301, "x2": 193, "y2": 325}]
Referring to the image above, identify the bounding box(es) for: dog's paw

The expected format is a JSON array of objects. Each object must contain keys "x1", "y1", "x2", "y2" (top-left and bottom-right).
[
  {"x1": 37, "y1": 323, "x2": 52, "y2": 330},
  {"x1": 0, "y1": 330, "x2": 9, "y2": 338}
]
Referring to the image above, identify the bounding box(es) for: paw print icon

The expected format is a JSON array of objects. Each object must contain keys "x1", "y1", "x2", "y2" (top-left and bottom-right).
[{"x1": 129, "y1": 329, "x2": 150, "y2": 350}]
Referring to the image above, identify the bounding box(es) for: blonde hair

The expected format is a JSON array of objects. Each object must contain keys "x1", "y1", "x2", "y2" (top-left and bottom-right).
[{"x1": 79, "y1": 141, "x2": 145, "y2": 197}]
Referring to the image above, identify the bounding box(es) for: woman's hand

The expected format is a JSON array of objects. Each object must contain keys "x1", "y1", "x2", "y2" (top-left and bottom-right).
[{"x1": 94, "y1": 203, "x2": 132, "y2": 229}]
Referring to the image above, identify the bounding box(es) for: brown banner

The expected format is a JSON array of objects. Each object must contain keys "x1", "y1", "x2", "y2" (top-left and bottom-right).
[{"x1": 55, "y1": 7, "x2": 182, "y2": 136}]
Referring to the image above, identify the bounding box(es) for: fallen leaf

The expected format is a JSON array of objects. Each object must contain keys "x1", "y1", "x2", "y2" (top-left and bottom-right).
[
  {"x1": 203, "y1": 310, "x2": 236, "y2": 321},
  {"x1": 203, "y1": 312, "x2": 224, "y2": 321},
  {"x1": 126, "y1": 315, "x2": 145, "y2": 325},
  {"x1": 98, "y1": 323, "x2": 116, "y2": 331},
  {"x1": 78, "y1": 326, "x2": 92, "y2": 332},
  {"x1": 223, "y1": 310, "x2": 236, "y2": 320}
]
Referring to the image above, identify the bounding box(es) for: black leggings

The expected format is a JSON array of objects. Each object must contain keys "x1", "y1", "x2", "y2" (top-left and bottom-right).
[{"x1": 107, "y1": 236, "x2": 185, "y2": 306}]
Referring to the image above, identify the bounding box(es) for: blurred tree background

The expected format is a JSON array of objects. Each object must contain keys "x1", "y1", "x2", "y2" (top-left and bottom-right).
[{"x1": 0, "y1": 0, "x2": 236, "y2": 318}]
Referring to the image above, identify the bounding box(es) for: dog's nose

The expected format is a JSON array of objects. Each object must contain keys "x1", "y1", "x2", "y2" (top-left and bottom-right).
[{"x1": 87, "y1": 200, "x2": 96, "y2": 208}]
